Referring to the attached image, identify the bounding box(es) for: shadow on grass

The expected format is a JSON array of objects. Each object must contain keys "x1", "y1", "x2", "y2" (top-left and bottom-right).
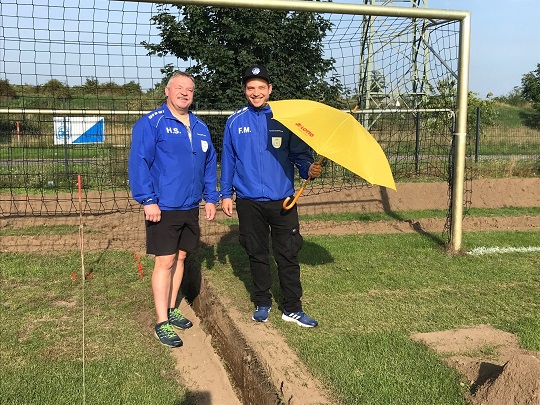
[
  {"x1": 182, "y1": 188, "x2": 449, "y2": 305},
  {"x1": 182, "y1": 224, "x2": 333, "y2": 310},
  {"x1": 379, "y1": 186, "x2": 447, "y2": 247},
  {"x1": 519, "y1": 109, "x2": 540, "y2": 129}
]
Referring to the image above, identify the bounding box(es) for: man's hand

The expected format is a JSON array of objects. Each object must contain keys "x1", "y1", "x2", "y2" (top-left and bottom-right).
[
  {"x1": 144, "y1": 203, "x2": 161, "y2": 222},
  {"x1": 205, "y1": 203, "x2": 216, "y2": 220},
  {"x1": 308, "y1": 162, "x2": 322, "y2": 179},
  {"x1": 221, "y1": 198, "x2": 234, "y2": 217}
]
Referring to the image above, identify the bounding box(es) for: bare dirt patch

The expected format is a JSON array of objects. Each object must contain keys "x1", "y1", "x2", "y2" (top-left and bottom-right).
[
  {"x1": 2, "y1": 178, "x2": 540, "y2": 253},
  {"x1": 412, "y1": 325, "x2": 540, "y2": 405}
]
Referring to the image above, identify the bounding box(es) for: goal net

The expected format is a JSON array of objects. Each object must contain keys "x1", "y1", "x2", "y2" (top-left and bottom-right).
[{"x1": 0, "y1": 0, "x2": 471, "y2": 251}]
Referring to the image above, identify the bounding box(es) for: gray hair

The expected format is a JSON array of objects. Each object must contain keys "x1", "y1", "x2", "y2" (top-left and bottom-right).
[{"x1": 166, "y1": 71, "x2": 195, "y2": 90}]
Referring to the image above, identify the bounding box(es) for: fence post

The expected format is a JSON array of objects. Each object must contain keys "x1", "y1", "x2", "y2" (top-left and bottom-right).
[
  {"x1": 475, "y1": 106, "x2": 480, "y2": 163},
  {"x1": 63, "y1": 98, "x2": 69, "y2": 178},
  {"x1": 415, "y1": 111, "x2": 420, "y2": 175}
]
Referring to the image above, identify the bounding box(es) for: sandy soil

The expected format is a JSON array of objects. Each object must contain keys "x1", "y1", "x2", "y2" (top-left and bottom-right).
[
  {"x1": 1, "y1": 178, "x2": 540, "y2": 404},
  {"x1": 412, "y1": 325, "x2": 540, "y2": 405}
]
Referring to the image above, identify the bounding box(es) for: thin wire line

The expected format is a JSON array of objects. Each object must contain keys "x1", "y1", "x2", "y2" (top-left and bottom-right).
[{"x1": 78, "y1": 174, "x2": 86, "y2": 405}]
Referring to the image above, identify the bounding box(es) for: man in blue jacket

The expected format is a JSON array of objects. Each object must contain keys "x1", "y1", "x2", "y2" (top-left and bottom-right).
[
  {"x1": 221, "y1": 65, "x2": 322, "y2": 327},
  {"x1": 129, "y1": 71, "x2": 219, "y2": 347}
]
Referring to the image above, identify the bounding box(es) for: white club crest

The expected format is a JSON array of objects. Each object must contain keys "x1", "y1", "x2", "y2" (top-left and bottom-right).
[
  {"x1": 272, "y1": 137, "x2": 282, "y2": 148},
  {"x1": 201, "y1": 140, "x2": 208, "y2": 152}
]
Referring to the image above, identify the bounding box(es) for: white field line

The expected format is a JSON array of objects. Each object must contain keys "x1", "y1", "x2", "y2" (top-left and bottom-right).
[{"x1": 467, "y1": 246, "x2": 540, "y2": 256}]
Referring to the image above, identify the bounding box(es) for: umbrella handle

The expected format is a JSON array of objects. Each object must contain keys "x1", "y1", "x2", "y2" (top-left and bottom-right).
[
  {"x1": 282, "y1": 156, "x2": 325, "y2": 211},
  {"x1": 282, "y1": 179, "x2": 309, "y2": 210}
]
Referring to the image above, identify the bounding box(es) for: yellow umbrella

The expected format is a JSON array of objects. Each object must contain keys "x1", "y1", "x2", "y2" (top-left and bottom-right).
[{"x1": 268, "y1": 99, "x2": 396, "y2": 210}]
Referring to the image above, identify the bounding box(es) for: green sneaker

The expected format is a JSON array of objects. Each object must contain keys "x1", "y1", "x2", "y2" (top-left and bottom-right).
[
  {"x1": 154, "y1": 321, "x2": 183, "y2": 348},
  {"x1": 168, "y1": 308, "x2": 193, "y2": 329}
]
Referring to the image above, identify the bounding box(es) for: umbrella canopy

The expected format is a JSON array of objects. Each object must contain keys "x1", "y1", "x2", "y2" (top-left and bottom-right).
[{"x1": 269, "y1": 99, "x2": 396, "y2": 192}]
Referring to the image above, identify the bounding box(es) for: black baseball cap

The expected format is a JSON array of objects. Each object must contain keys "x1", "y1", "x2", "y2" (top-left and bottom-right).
[{"x1": 242, "y1": 65, "x2": 270, "y2": 84}]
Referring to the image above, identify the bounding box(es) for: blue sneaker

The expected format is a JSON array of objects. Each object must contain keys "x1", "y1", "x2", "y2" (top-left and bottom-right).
[
  {"x1": 168, "y1": 308, "x2": 193, "y2": 329},
  {"x1": 282, "y1": 310, "x2": 318, "y2": 328},
  {"x1": 154, "y1": 322, "x2": 183, "y2": 348},
  {"x1": 252, "y1": 306, "x2": 271, "y2": 322}
]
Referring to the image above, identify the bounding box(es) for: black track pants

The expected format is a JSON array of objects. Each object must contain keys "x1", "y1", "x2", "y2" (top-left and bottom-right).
[{"x1": 236, "y1": 198, "x2": 304, "y2": 313}]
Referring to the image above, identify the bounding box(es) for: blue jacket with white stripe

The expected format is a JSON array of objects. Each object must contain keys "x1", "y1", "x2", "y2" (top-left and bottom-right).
[
  {"x1": 220, "y1": 103, "x2": 313, "y2": 201},
  {"x1": 128, "y1": 103, "x2": 219, "y2": 210}
]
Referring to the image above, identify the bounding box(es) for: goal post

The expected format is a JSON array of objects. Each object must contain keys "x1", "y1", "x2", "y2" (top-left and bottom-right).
[
  {"x1": 115, "y1": 0, "x2": 472, "y2": 251},
  {"x1": 452, "y1": 13, "x2": 472, "y2": 252}
]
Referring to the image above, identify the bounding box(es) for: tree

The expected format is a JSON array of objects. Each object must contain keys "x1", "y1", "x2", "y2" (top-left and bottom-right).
[
  {"x1": 99, "y1": 81, "x2": 123, "y2": 96},
  {"x1": 41, "y1": 79, "x2": 71, "y2": 99},
  {"x1": 0, "y1": 78, "x2": 17, "y2": 101},
  {"x1": 123, "y1": 81, "x2": 143, "y2": 95},
  {"x1": 521, "y1": 63, "x2": 540, "y2": 111},
  {"x1": 142, "y1": 4, "x2": 344, "y2": 109},
  {"x1": 82, "y1": 77, "x2": 100, "y2": 94},
  {"x1": 521, "y1": 64, "x2": 540, "y2": 103},
  {"x1": 421, "y1": 78, "x2": 497, "y2": 135}
]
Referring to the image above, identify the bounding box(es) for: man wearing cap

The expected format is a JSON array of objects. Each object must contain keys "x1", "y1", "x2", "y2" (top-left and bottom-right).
[{"x1": 220, "y1": 65, "x2": 322, "y2": 327}]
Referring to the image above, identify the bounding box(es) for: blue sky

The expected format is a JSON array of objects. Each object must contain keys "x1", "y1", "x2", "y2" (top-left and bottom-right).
[
  {"x1": 1, "y1": 0, "x2": 538, "y2": 98},
  {"x1": 430, "y1": 0, "x2": 540, "y2": 97}
]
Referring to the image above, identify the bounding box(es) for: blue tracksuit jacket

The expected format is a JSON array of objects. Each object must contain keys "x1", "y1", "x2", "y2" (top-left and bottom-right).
[
  {"x1": 128, "y1": 103, "x2": 219, "y2": 210},
  {"x1": 220, "y1": 103, "x2": 313, "y2": 201}
]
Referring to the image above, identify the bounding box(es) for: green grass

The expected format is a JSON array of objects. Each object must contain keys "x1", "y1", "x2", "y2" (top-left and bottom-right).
[
  {"x1": 471, "y1": 102, "x2": 540, "y2": 159},
  {"x1": 216, "y1": 206, "x2": 540, "y2": 227},
  {"x1": 0, "y1": 251, "x2": 190, "y2": 405},
  {"x1": 303, "y1": 206, "x2": 540, "y2": 222},
  {"x1": 2, "y1": 210, "x2": 540, "y2": 404},
  {"x1": 4, "y1": 144, "x2": 123, "y2": 160},
  {"x1": 202, "y1": 229, "x2": 540, "y2": 405},
  {"x1": 494, "y1": 102, "x2": 535, "y2": 127},
  {"x1": 471, "y1": 158, "x2": 539, "y2": 179},
  {"x1": 0, "y1": 225, "x2": 81, "y2": 236}
]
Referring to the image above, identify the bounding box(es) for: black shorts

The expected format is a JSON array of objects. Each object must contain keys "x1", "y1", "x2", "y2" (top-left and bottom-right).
[{"x1": 145, "y1": 208, "x2": 200, "y2": 256}]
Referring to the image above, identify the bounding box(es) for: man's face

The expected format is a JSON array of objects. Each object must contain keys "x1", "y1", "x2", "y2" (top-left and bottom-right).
[
  {"x1": 244, "y1": 78, "x2": 272, "y2": 108},
  {"x1": 165, "y1": 75, "x2": 194, "y2": 112}
]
